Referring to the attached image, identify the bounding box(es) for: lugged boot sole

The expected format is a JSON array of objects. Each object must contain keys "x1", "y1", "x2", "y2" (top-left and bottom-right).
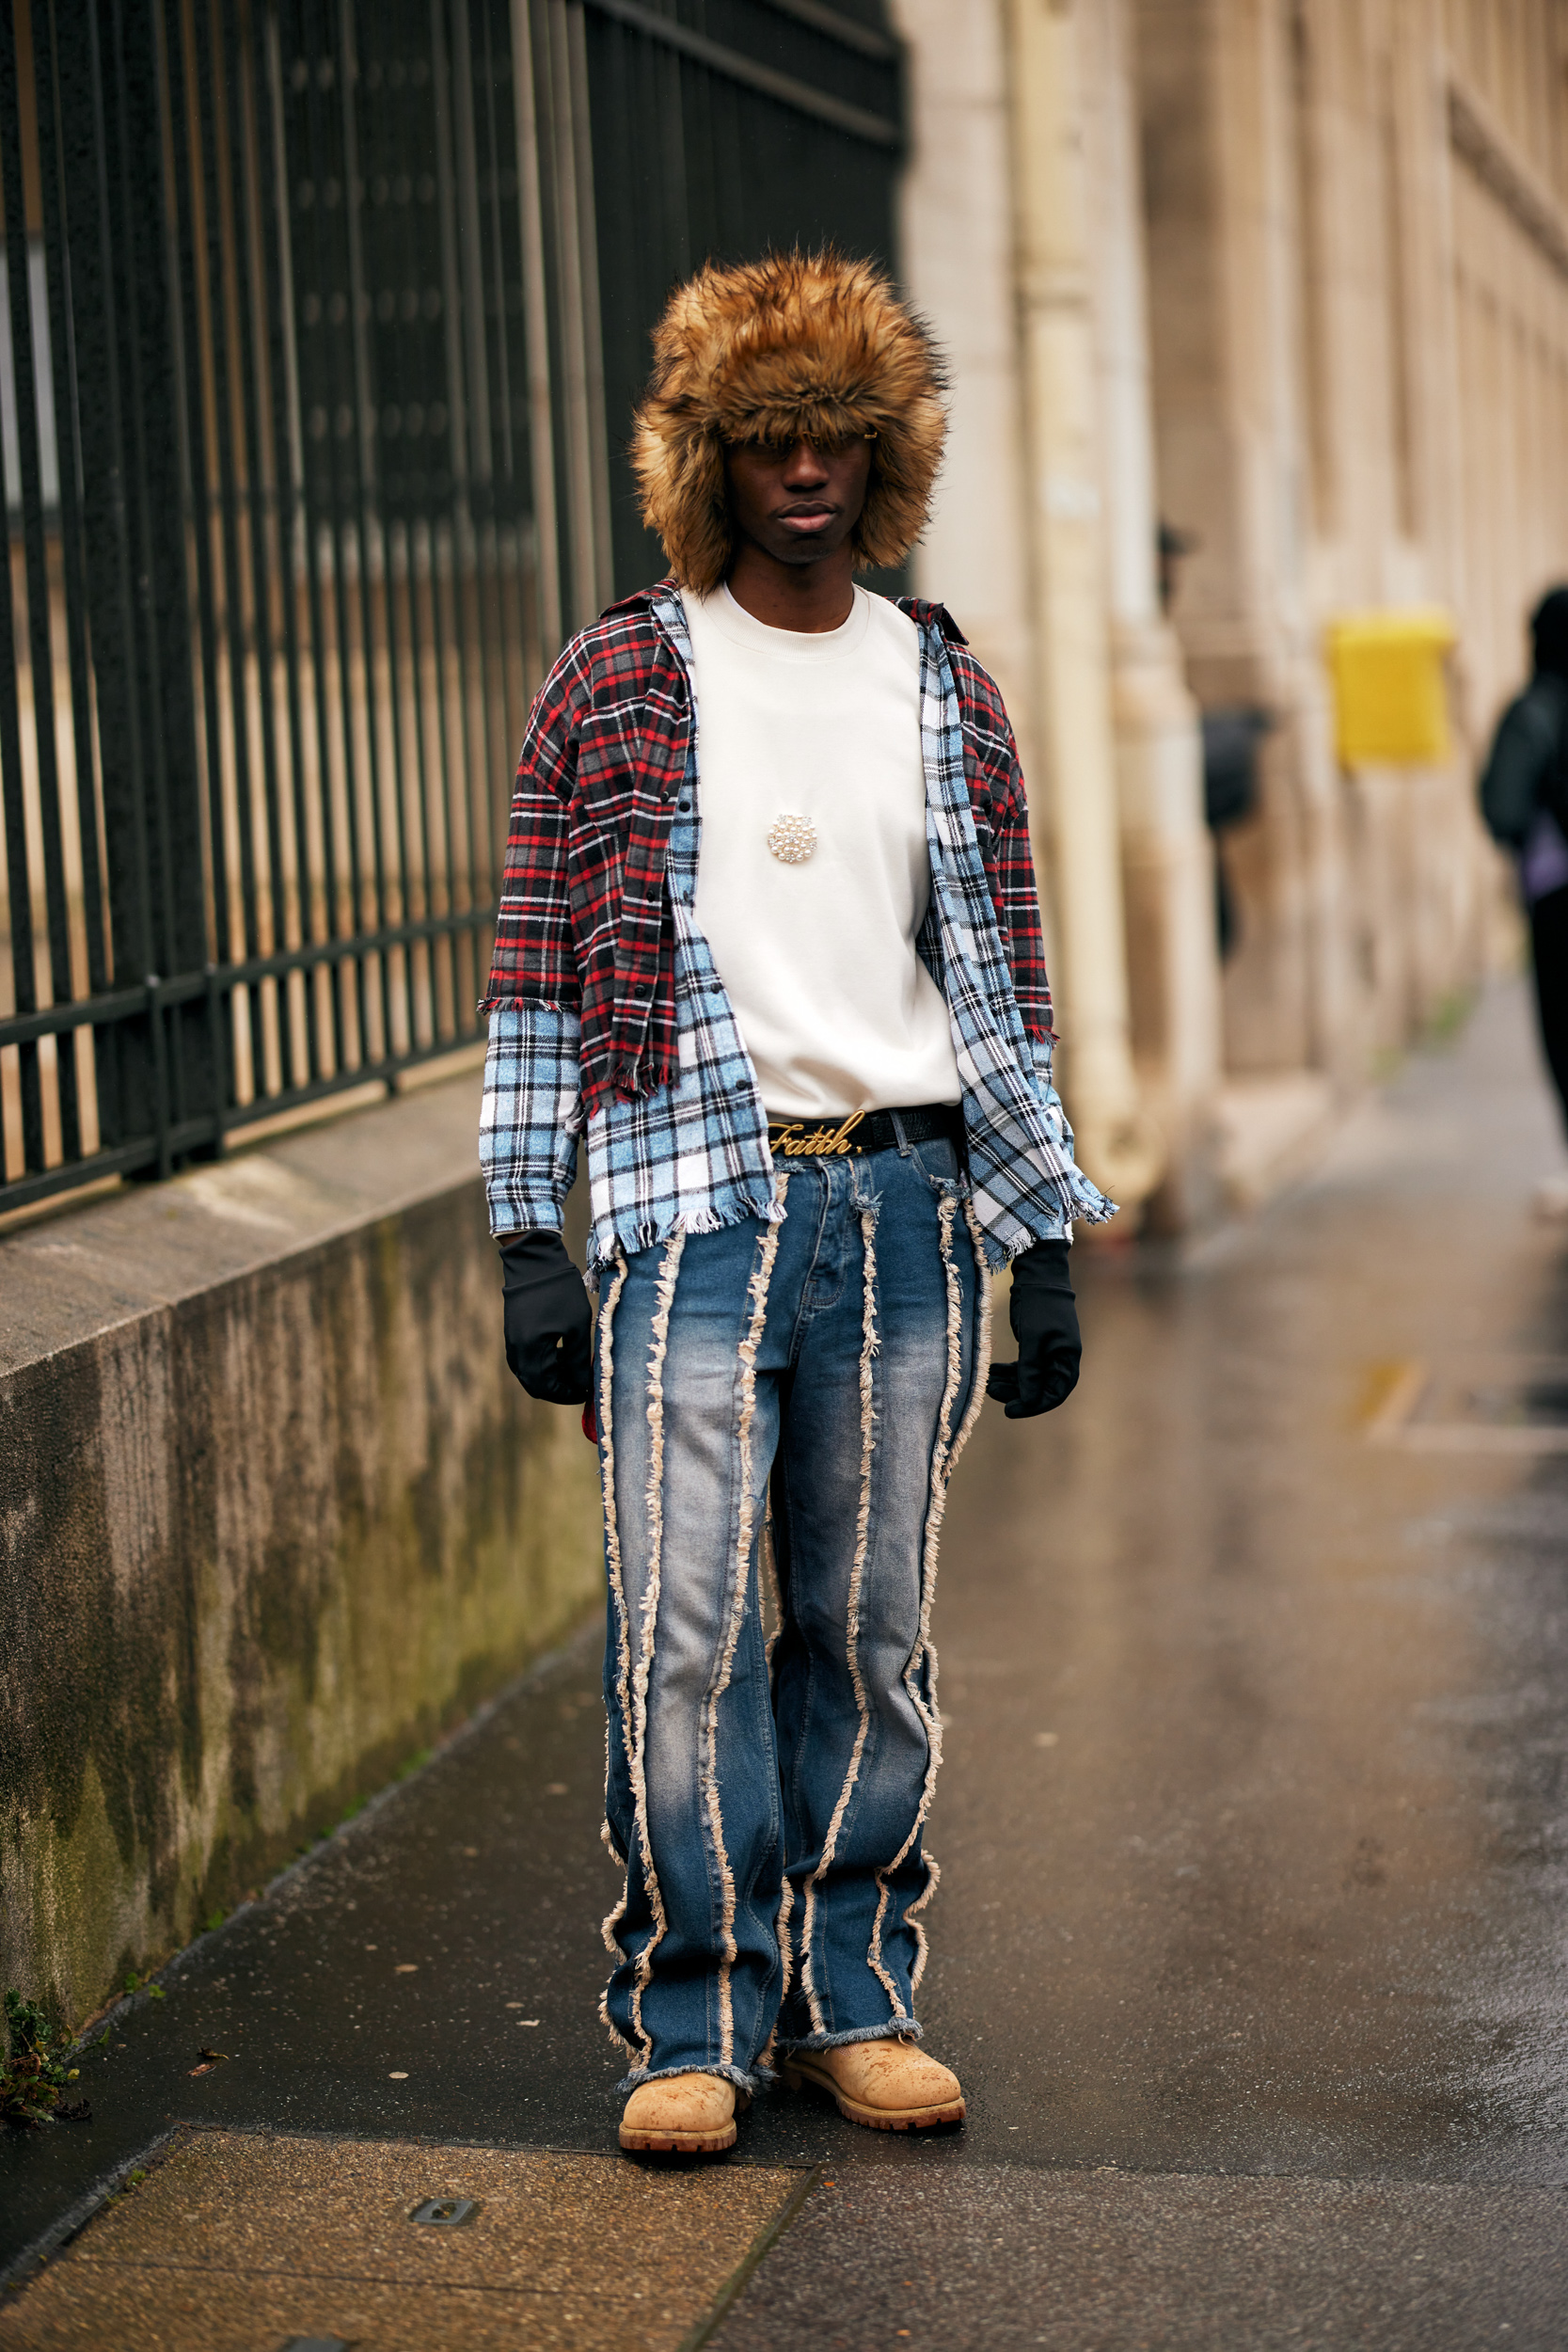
[
  {"x1": 781, "y1": 2055, "x2": 965, "y2": 2131},
  {"x1": 619, "y1": 2120, "x2": 737, "y2": 2153}
]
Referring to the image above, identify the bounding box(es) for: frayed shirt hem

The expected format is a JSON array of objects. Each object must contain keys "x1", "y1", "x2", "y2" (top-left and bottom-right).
[{"x1": 587, "y1": 1182, "x2": 785, "y2": 1274}]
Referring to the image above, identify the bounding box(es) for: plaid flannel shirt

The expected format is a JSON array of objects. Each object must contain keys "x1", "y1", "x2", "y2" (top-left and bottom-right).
[{"x1": 480, "y1": 581, "x2": 1115, "y2": 1269}]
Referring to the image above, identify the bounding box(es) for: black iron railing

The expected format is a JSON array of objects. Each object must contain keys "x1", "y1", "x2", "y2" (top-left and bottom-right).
[{"x1": 0, "y1": 0, "x2": 900, "y2": 1216}]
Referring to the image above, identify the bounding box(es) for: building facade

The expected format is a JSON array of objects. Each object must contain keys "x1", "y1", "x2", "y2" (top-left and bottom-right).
[{"x1": 894, "y1": 0, "x2": 1568, "y2": 1226}]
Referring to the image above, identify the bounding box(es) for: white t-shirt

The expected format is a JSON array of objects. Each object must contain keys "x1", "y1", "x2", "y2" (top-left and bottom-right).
[{"x1": 682, "y1": 584, "x2": 962, "y2": 1121}]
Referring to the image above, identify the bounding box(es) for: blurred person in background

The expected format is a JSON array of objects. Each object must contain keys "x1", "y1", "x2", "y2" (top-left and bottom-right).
[
  {"x1": 1480, "y1": 585, "x2": 1568, "y2": 1210},
  {"x1": 480, "y1": 250, "x2": 1115, "y2": 2159}
]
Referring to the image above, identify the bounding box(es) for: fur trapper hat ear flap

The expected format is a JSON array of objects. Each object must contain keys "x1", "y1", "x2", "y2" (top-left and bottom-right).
[{"x1": 630, "y1": 247, "x2": 948, "y2": 593}]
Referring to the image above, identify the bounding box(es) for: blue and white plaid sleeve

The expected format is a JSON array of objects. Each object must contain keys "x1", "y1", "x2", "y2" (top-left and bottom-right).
[
  {"x1": 480, "y1": 1005, "x2": 584, "y2": 1236},
  {"x1": 1028, "y1": 1034, "x2": 1086, "y2": 1241}
]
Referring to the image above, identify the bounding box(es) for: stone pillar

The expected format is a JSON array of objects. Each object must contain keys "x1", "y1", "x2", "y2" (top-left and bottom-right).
[
  {"x1": 896, "y1": 0, "x2": 1164, "y2": 1217},
  {"x1": 1135, "y1": 0, "x2": 1350, "y2": 1094},
  {"x1": 1080, "y1": 0, "x2": 1223, "y2": 1229},
  {"x1": 891, "y1": 0, "x2": 1040, "y2": 787},
  {"x1": 1003, "y1": 0, "x2": 1164, "y2": 1214}
]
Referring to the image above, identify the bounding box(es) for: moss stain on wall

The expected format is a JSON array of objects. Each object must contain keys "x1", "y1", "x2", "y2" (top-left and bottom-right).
[{"x1": 0, "y1": 1177, "x2": 602, "y2": 2028}]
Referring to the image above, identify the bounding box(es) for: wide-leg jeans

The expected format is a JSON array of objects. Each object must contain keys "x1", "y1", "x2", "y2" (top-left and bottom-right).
[{"x1": 595, "y1": 1134, "x2": 990, "y2": 2090}]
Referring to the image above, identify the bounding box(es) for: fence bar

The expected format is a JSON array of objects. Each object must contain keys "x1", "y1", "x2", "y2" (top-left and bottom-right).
[
  {"x1": 3, "y1": 33, "x2": 82, "y2": 1161},
  {"x1": 35, "y1": 0, "x2": 112, "y2": 1017},
  {"x1": 259, "y1": 7, "x2": 324, "y2": 1087}
]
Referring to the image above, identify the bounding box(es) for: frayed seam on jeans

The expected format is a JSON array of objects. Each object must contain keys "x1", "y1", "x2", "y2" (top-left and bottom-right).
[
  {"x1": 777, "y1": 2018, "x2": 924, "y2": 2054},
  {"x1": 596, "y1": 1253, "x2": 639, "y2": 2055},
  {"x1": 868, "y1": 1192, "x2": 963, "y2": 2009},
  {"x1": 621, "y1": 1232, "x2": 685, "y2": 2060},
  {"x1": 800, "y1": 1198, "x2": 879, "y2": 2033},
  {"x1": 615, "y1": 2059, "x2": 769, "y2": 2095},
  {"x1": 705, "y1": 1202, "x2": 785, "y2": 2067}
]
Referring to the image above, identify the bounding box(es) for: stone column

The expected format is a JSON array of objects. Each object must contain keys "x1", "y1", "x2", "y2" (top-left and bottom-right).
[
  {"x1": 1081, "y1": 0, "x2": 1223, "y2": 1229},
  {"x1": 896, "y1": 0, "x2": 1164, "y2": 1218},
  {"x1": 891, "y1": 0, "x2": 1040, "y2": 786},
  {"x1": 1135, "y1": 0, "x2": 1350, "y2": 1096},
  {"x1": 1003, "y1": 0, "x2": 1165, "y2": 1214}
]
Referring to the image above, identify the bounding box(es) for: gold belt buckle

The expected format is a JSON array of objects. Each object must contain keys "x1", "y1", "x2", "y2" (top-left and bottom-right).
[{"x1": 768, "y1": 1110, "x2": 867, "y2": 1158}]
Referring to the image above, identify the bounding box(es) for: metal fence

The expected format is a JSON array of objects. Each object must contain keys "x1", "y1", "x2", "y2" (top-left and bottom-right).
[{"x1": 0, "y1": 0, "x2": 900, "y2": 1216}]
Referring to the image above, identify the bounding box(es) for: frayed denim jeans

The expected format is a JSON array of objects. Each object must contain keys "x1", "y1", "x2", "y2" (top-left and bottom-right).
[{"x1": 594, "y1": 1134, "x2": 990, "y2": 2091}]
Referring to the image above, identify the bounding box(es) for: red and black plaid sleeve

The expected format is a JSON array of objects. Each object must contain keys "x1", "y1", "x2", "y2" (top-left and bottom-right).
[
  {"x1": 480, "y1": 597, "x2": 690, "y2": 1116},
  {"x1": 481, "y1": 633, "x2": 592, "y2": 1012},
  {"x1": 949, "y1": 645, "x2": 1056, "y2": 1043}
]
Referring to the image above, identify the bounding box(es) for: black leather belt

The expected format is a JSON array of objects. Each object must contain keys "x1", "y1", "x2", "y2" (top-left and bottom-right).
[{"x1": 767, "y1": 1104, "x2": 963, "y2": 1159}]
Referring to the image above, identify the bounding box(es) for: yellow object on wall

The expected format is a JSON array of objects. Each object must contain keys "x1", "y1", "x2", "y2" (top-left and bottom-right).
[{"x1": 1325, "y1": 608, "x2": 1457, "y2": 767}]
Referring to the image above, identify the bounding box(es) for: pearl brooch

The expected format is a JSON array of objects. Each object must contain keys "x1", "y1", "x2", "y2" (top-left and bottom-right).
[{"x1": 767, "y1": 813, "x2": 816, "y2": 865}]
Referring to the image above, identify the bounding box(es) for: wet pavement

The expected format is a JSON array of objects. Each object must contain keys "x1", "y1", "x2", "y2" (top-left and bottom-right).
[{"x1": 5, "y1": 979, "x2": 1568, "y2": 2344}]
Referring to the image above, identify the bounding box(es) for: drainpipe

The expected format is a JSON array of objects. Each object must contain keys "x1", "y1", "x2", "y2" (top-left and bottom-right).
[{"x1": 1004, "y1": 0, "x2": 1164, "y2": 1215}]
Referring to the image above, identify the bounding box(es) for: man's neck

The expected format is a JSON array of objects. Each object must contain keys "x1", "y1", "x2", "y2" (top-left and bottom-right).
[{"x1": 724, "y1": 543, "x2": 856, "y2": 633}]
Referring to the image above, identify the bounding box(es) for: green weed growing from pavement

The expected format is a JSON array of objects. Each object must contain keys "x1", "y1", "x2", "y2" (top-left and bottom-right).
[{"x1": 2, "y1": 1991, "x2": 85, "y2": 2129}]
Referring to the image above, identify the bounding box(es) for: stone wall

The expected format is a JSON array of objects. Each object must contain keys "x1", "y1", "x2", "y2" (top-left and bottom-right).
[{"x1": 0, "y1": 1073, "x2": 602, "y2": 2027}]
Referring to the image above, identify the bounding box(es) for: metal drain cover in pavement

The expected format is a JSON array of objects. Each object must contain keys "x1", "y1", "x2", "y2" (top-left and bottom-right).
[
  {"x1": 409, "y1": 2197, "x2": 477, "y2": 2228},
  {"x1": 1366, "y1": 1358, "x2": 1568, "y2": 1452}
]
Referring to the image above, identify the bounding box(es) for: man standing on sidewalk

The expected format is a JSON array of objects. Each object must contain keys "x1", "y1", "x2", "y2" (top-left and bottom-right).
[{"x1": 480, "y1": 250, "x2": 1114, "y2": 2155}]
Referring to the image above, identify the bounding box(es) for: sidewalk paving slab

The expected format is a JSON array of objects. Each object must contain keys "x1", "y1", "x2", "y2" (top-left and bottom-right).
[
  {"x1": 709, "y1": 2165, "x2": 1568, "y2": 2350},
  {"x1": 0, "y1": 2129, "x2": 807, "y2": 2352}
]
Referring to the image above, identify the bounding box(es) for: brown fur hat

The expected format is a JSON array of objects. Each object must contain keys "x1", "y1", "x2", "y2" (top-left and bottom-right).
[{"x1": 630, "y1": 248, "x2": 948, "y2": 592}]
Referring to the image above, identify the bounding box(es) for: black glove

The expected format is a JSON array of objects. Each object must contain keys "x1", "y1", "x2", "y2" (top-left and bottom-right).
[
  {"x1": 499, "y1": 1231, "x2": 594, "y2": 1406},
  {"x1": 986, "y1": 1239, "x2": 1081, "y2": 1419}
]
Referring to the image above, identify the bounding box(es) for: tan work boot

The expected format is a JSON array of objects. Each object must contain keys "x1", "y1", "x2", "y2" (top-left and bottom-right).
[
  {"x1": 782, "y1": 2033, "x2": 965, "y2": 2130},
  {"x1": 619, "y1": 2072, "x2": 742, "y2": 2154}
]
